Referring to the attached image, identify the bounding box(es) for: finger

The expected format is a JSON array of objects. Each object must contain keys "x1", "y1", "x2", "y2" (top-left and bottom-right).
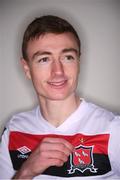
[
  {"x1": 40, "y1": 150, "x2": 69, "y2": 162},
  {"x1": 43, "y1": 137, "x2": 74, "y2": 151},
  {"x1": 40, "y1": 140, "x2": 73, "y2": 156},
  {"x1": 46, "y1": 158, "x2": 64, "y2": 167}
]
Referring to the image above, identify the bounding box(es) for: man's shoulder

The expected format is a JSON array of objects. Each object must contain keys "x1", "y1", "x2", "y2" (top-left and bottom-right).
[
  {"x1": 84, "y1": 99, "x2": 120, "y2": 123},
  {"x1": 82, "y1": 99, "x2": 120, "y2": 133},
  {"x1": 87, "y1": 100, "x2": 118, "y2": 116},
  {"x1": 6, "y1": 106, "x2": 39, "y2": 131},
  {"x1": 12, "y1": 106, "x2": 38, "y2": 119}
]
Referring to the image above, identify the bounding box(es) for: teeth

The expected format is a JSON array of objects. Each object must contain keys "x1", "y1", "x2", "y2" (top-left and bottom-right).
[
  {"x1": 50, "y1": 82, "x2": 64, "y2": 85},
  {"x1": 49, "y1": 80, "x2": 66, "y2": 86}
]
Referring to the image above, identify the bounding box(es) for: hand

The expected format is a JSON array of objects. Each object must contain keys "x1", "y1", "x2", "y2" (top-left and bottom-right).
[{"x1": 12, "y1": 137, "x2": 74, "y2": 179}]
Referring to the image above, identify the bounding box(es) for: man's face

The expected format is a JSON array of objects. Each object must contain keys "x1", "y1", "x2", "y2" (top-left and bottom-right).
[{"x1": 22, "y1": 32, "x2": 80, "y2": 101}]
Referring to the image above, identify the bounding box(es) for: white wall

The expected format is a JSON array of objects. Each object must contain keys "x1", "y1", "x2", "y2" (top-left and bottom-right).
[{"x1": 0, "y1": 0, "x2": 120, "y2": 133}]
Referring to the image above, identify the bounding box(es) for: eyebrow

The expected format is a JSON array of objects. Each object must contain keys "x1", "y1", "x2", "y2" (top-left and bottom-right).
[
  {"x1": 31, "y1": 48, "x2": 79, "y2": 61},
  {"x1": 31, "y1": 51, "x2": 51, "y2": 61},
  {"x1": 62, "y1": 48, "x2": 79, "y2": 55}
]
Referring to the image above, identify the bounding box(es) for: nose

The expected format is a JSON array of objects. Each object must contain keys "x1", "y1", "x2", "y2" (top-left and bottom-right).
[{"x1": 52, "y1": 60, "x2": 64, "y2": 75}]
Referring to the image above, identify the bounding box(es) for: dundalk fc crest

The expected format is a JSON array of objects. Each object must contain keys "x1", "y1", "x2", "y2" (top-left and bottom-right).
[{"x1": 68, "y1": 145, "x2": 97, "y2": 174}]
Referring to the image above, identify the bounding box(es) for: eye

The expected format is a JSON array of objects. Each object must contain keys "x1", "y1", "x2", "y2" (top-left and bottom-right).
[
  {"x1": 38, "y1": 57, "x2": 49, "y2": 64},
  {"x1": 64, "y1": 55, "x2": 75, "y2": 62}
]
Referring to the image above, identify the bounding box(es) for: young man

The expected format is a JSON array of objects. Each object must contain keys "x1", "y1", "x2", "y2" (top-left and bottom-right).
[{"x1": 0, "y1": 15, "x2": 120, "y2": 179}]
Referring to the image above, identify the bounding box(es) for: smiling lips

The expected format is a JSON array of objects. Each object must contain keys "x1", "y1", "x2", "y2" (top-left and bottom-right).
[{"x1": 48, "y1": 79, "x2": 68, "y2": 88}]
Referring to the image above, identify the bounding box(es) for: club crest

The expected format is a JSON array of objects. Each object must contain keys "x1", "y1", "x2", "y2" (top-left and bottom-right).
[{"x1": 68, "y1": 145, "x2": 97, "y2": 174}]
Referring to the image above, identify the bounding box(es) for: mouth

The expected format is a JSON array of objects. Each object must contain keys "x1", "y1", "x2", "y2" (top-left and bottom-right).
[{"x1": 47, "y1": 80, "x2": 68, "y2": 89}]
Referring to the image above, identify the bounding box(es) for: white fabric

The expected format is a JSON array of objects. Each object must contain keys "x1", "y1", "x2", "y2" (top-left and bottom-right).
[{"x1": 0, "y1": 99, "x2": 120, "y2": 179}]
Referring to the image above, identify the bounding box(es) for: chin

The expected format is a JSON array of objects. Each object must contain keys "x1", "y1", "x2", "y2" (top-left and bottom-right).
[
  {"x1": 47, "y1": 92, "x2": 73, "y2": 101},
  {"x1": 48, "y1": 96, "x2": 67, "y2": 101}
]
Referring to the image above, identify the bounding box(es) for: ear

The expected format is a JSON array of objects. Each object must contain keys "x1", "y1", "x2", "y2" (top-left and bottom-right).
[{"x1": 20, "y1": 58, "x2": 31, "y2": 79}]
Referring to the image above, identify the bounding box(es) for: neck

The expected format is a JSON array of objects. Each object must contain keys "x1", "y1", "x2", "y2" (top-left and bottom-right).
[{"x1": 39, "y1": 94, "x2": 81, "y2": 127}]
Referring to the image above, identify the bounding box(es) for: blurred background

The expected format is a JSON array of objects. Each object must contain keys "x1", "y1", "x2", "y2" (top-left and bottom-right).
[{"x1": 0, "y1": 0, "x2": 120, "y2": 134}]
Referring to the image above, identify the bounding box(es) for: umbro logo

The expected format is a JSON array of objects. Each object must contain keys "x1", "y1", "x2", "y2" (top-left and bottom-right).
[
  {"x1": 17, "y1": 146, "x2": 31, "y2": 155},
  {"x1": 17, "y1": 146, "x2": 31, "y2": 159}
]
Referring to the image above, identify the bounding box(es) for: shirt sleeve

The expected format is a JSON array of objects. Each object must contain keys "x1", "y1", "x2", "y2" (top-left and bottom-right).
[
  {"x1": 109, "y1": 115, "x2": 120, "y2": 176},
  {"x1": 0, "y1": 127, "x2": 15, "y2": 179}
]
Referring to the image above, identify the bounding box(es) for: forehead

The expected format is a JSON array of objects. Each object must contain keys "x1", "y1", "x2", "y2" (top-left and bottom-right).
[{"x1": 26, "y1": 32, "x2": 79, "y2": 58}]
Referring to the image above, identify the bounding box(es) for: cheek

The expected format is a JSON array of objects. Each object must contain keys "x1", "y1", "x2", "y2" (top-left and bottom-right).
[
  {"x1": 70, "y1": 66, "x2": 80, "y2": 86},
  {"x1": 67, "y1": 65, "x2": 79, "y2": 78},
  {"x1": 29, "y1": 69, "x2": 41, "y2": 83},
  {"x1": 30, "y1": 68, "x2": 49, "y2": 86}
]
